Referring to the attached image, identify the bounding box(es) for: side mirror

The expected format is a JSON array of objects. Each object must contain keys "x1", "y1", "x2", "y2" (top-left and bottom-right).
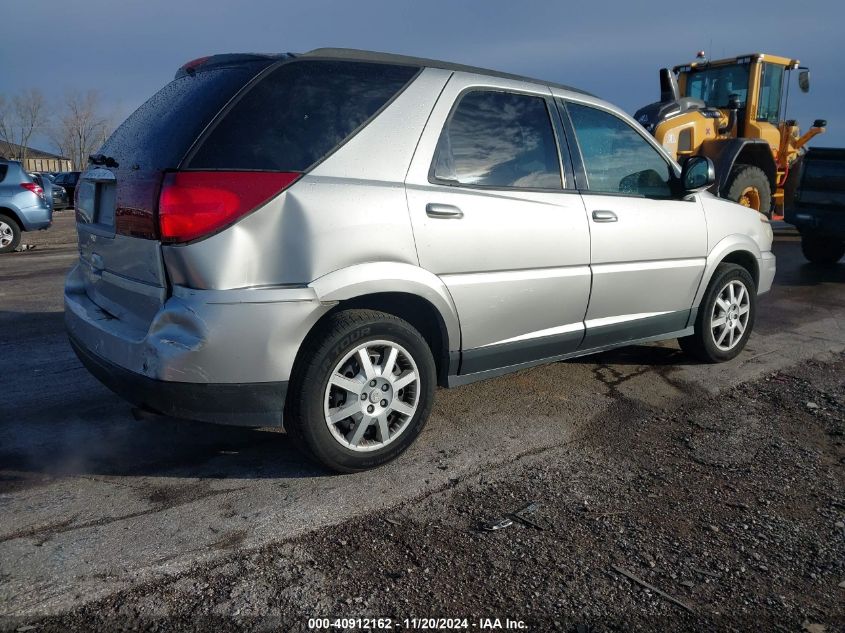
[
  {"x1": 798, "y1": 69, "x2": 810, "y2": 93},
  {"x1": 681, "y1": 156, "x2": 715, "y2": 193}
]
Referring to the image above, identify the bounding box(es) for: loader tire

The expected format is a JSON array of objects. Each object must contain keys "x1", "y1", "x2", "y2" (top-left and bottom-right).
[{"x1": 724, "y1": 164, "x2": 772, "y2": 216}]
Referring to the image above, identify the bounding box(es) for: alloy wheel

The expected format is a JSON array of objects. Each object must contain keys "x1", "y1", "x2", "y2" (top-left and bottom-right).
[
  {"x1": 323, "y1": 340, "x2": 420, "y2": 452},
  {"x1": 0, "y1": 221, "x2": 14, "y2": 248},
  {"x1": 710, "y1": 280, "x2": 750, "y2": 351}
]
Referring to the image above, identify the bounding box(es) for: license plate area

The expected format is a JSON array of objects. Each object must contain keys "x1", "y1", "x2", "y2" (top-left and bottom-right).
[{"x1": 76, "y1": 168, "x2": 117, "y2": 229}]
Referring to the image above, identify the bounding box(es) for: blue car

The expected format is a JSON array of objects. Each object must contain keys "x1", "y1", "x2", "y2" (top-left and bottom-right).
[{"x1": 0, "y1": 160, "x2": 52, "y2": 253}]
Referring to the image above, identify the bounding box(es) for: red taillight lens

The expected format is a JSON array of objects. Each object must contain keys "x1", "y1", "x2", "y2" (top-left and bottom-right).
[
  {"x1": 158, "y1": 171, "x2": 300, "y2": 243},
  {"x1": 21, "y1": 182, "x2": 44, "y2": 198}
]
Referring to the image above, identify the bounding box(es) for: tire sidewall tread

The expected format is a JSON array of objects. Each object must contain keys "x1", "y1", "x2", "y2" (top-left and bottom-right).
[
  {"x1": 0, "y1": 214, "x2": 22, "y2": 254},
  {"x1": 286, "y1": 309, "x2": 436, "y2": 473},
  {"x1": 725, "y1": 164, "x2": 772, "y2": 215},
  {"x1": 683, "y1": 263, "x2": 757, "y2": 363},
  {"x1": 801, "y1": 235, "x2": 845, "y2": 265}
]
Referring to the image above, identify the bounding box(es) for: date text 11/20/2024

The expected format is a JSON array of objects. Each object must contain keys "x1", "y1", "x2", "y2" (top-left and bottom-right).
[{"x1": 307, "y1": 617, "x2": 529, "y2": 630}]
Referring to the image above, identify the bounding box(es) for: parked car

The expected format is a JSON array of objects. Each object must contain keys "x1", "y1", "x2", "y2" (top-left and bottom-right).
[
  {"x1": 30, "y1": 172, "x2": 69, "y2": 211},
  {"x1": 0, "y1": 160, "x2": 52, "y2": 253},
  {"x1": 53, "y1": 171, "x2": 81, "y2": 206},
  {"x1": 52, "y1": 183, "x2": 70, "y2": 210},
  {"x1": 785, "y1": 147, "x2": 845, "y2": 265},
  {"x1": 28, "y1": 173, "x2": 52, "y2": 210},
  {"x1": 65, "y1": 49, "x2": 775, "y2": 472}
]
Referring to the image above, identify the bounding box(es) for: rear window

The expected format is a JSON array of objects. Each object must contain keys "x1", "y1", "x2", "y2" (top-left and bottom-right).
[
  {"x1": 99, "y1": 63, "x2": 271, "y2": 171},
  {"x1": 187, "y1": 60, "x2": 419, "y2": 171},
  {"x1": 803, "y1": 159, "x2": 845, "y2": 192}
]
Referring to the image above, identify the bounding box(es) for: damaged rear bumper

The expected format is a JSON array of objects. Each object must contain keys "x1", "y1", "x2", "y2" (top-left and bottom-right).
[
  {"x1": 68, "y1": 333, "x2": 287, "y2": 426},
  {"x1": 64, "y1": 264, "x2": 330, "y2": 426}
]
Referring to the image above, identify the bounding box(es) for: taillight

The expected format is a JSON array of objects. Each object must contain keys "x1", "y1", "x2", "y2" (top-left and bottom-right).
[
  {"x1": 21, "y1": 182, "x2": 44, "y2": 198},
  {"x1": 158, "y1": 171, "x2": 301, "y2": 243}
]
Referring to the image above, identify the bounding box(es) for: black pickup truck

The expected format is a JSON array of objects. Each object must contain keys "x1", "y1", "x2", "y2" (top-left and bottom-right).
[{"x1": 785, "y1": 147, "x2": 845, "y2": 265}]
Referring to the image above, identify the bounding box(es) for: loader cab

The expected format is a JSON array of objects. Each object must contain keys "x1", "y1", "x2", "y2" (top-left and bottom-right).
[{"x1": 676, "y1": 54, "x2": 796, "y2": 151}]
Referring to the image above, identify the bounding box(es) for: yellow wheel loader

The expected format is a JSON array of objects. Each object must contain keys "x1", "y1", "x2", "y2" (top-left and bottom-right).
[{"x1": 634, "y1": 52, "x2": 826, "y2": 219}]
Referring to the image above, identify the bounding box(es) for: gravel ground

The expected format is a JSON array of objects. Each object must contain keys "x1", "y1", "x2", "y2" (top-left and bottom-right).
[{"x1": 10, "y1": 352, "x2": 843, "y2": 633}]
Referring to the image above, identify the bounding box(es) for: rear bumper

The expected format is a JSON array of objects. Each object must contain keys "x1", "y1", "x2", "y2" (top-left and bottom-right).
[
  {"x1": 786, "y1": 208, "x2": 845, "y2": 239},
  {"x1": 758, "y1": 251, "x2": 776, "y2": 295},
  {"x1": 69, "y1": 333, "x2": 287, "y2": 426},
  {"x1": 64, "y1": 263, "x2": 331, "y2": 425},
  {"x1": 18, "y1": 202, "x2": 52, "y2": 231}
]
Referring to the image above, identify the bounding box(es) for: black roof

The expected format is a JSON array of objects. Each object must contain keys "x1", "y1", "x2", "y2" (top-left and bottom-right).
[{"x1": 301, "y1": 48, "x2": 592, "y2": 96}]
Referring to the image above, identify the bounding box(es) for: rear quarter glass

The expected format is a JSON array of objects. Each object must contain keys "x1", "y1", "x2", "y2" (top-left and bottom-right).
[{"x1": 186, "y1": 60, "x2": 419, "y2": 171}]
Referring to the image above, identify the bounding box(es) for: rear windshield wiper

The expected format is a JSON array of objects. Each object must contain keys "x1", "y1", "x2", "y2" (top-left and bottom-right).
[{"x1": 89, "y1": 153, "x2": 119, "y2": 168}]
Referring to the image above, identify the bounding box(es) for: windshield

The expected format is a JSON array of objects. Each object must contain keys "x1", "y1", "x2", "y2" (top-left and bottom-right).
[{"x1": 685, "y1": 64, "x2": 750, "y2": 108}]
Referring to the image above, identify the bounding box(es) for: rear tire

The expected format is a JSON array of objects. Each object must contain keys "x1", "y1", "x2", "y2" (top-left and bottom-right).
[
  {"x1": 801, "y1": 235, "x2": 845, "y2": 265},
  {"x1": 724, "y1": 164, "x2": 772, "y2": 216},
  {"x1": 679, "y1": 263, "x2": 756, "y2": 363},
  {"x1": 285, "y1": 309, "x2": 436, "y2": 473},
  {"x1": 0, "y1": 215, "x2": 21, "y2": 253}
]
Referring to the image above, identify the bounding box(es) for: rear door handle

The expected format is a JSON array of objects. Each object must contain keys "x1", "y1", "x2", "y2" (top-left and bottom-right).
[
  {"x1": 426, "y1": 203, "x2": 464, "y2": 219},
  {"x1": 592, "y1": 210, "x2": 618, "y2": 222}
]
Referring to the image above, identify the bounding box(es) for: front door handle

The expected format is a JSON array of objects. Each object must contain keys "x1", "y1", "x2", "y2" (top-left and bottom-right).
[
  {"x1": 426, "y1": 203, "x2": 464, "y2": 219},
  {"x1": 592, "y1": 209, "x2": 618, "y2": 222}
]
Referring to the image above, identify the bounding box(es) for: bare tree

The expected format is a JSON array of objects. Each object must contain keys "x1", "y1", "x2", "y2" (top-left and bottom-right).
[
  {"x1": 0, "y1": 95, "x2": 9, "y2": 157},
  {"x1": 0, "y1": 89, "x2": 47, "y2": 162},
  {"x1": 49, "y1": 90, "x2": 112, "y2": 170}
]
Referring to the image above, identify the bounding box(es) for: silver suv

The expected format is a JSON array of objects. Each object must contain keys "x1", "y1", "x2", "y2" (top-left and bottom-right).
[{"x1": 65, "y1": 49, "x2": 775, "y2": 472}]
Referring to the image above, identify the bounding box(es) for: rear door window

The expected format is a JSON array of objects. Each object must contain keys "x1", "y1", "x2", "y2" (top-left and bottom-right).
[
  {"x1": 431, "y1": 90, "x2": 562, "y2": 189},
  {"x1": 187, "y1": 60, "x2": 419, "y2": 171},
  {"x1": 0, "y1": 165, "x2": 8, "y2": 182}
]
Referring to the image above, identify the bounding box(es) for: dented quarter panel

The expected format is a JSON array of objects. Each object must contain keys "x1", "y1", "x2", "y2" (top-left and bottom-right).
[{"x1": 161, "y1": 67, "x2": 451, "y2": 291}]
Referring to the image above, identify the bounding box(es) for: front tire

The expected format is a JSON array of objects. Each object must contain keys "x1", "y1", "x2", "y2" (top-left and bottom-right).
[
  {"x1": 801, "y1": 235, "x2": 845, "y2": 265},
  {"x1": 679, "y1": 263, "x2": 756, "y2": 363},
  {"x1": 724, "y1": 164, "x2": 772, "y2": 216},
  {"x1": 285, "y1": 309, "x2": 436, "y2": 473},
  {"x1": 0, "y1": 215, "x2": 21, "y2": 253}
]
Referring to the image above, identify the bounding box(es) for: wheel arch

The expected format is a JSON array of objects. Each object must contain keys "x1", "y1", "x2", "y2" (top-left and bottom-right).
[
  {"x1": 692, "y1": 236, "x2": 762, "y2": 309},
  {"x1": 306, "y1": 262, "x2": 462, "y2": 386},
  {"x1": 698, "y1": 138, "x2": 777, "y2": 195},
  {"x1": 0, "y1": 207, "x2": 23, "y2": 229}
]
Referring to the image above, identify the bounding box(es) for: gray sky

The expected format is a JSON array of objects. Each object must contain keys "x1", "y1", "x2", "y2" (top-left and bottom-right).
[{"x1": 5, "y1": 0, "x2": 842, "y2": 151}]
